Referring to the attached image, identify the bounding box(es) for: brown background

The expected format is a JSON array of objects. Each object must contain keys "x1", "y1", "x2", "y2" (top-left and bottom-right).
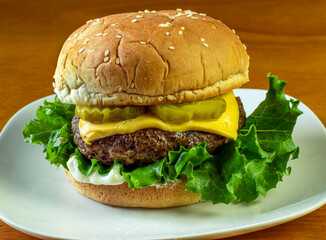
[{"x1": 0, "y1": 0, "x2": 325, "y2": 239}]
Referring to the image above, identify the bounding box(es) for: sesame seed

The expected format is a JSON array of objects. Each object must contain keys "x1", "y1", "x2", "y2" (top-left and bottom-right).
[
  {"x1": 165, "y1": 32, "x2": 170, "y2": 36},
  {"x1": 199, "y1": 13, "x2": 206, "y2": 16},
  {"x1": 181, "y1": 26, "x2": 185, "y2": 30},
  {"x1": 115, "y1": 58, "x2": 120, "y2": 64},
  {"x1": 74, "y1": 33, "x2": 79, "y2": 38},
  {"x1": 174, "y1": 12, "x2": 184, "y2": 18},
  {"x1": 116, "y1": 35, "x2": 122, "y2": 39},
  {"x1": 158, "y1": 22, "x2": 172, "y2": 28},
  {"x1": 168, "y1": 46, "x2": 174, "y2": 50},
  {"x1": 248, "y1": 55, "x2": 250, "y2": 60},
  {"x1": 176, "y1": 8, "x2": 182, "y2": 11},
  {"x1": 137, "y1": 96, "x2": 143, "y2": 103},
  {"x1": 140, "y1": 41, "x2": 146, "y2": 45},
  {"x1": 105, "y1": 50, "x2": 110, "y2": 56},
  {"x1": 83, "y1": 38, "x2": 90, "y2": 44},
  {"x1": 185, "y1": 10, "x2": 197, "y2": 15},
  {"x1": 131, "y1": 82, "x2": 135, "y2": 88},
  {"x1": 86, "y1": 19, "x2": 93, "y2": 24},
  {"x1": 217, "y1": 20, "x2": 221, "y2": 23},
  {"x1": 136, "y1": 15, "x2": 143, "y2": 18},
  {"x1": 158, "y1": 96, "x2": 164, "y2": 101},
  {"x1": 73, "y1": 39, "x2": 77, "y2": 44},
  {"x1": 91, "y1": 22, "x2": 98, "y2": 26},
  {"x1": 79, "y1": 48, "x2": 85, "y2": 53},
  {"x1": 236, "y1": 35, "x2": 240, "y2": 39},
  {"x1": 52, "y1": 82, "x2": 56, "y2": 88},
  {"x1": 68, "y1": 37, "x2": 72, "y2": 40},
  {"x1": 138, "y1": 11, "x2": 144, "y2": 13},
  {"x1": 96, "y1": 33, "x2": 102, "y2": 36},
  {"x1": 167, "y1": 95, "x2": 173, "y2": 100},
  {"x1": 118, "y1": 87, "x2": 122, "y2": 93},
  {"x1": 232, "y1": 29, "x2": 236, "y2": 33},
  {"x1": 104, "y1": 57, "x2": 109, "y2": 62},
  {"x1": 203, "y1": 43, "x2": 209, "y2": 47},
  {"x1": 191, "y1": 16, "x2": 198, "y2": 19},
  {"x1": 243, "y1": 44, "x2": 247, "y2": 49},
  {"x1": 200, "y1": 38, "x2": 205, "y2": 42},
  {"x1": 111, "y1": 23, "x2": 116, "y2": 26},
  {"x1": 103, "y1": 33, "x2": 108, "y2": 36},
  {"x1": 144, "y1": 9, "x2": 150, "y2": 13},
  {"x1": 151, "y1": 10, "x2": 156, "y2": 13},
  {"x1": 131, "y1": 19, "x2": 137, "y2": 23},
  {"x1": 211, "y1": 25, "x2": 217, "y2": 29},
  {"x1": 178, "y1": 30, "x2": 183, "y2": 35}
]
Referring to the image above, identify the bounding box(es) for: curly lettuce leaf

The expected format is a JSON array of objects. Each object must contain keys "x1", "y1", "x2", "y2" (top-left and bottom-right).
[
  {"x1": 184, "y1": 75, "x2": 302, "y2": 203},
  {"x1": 120, "y1": 142, "x2": 213, "y2": 189},
  {"x1": 22, "y1": 96, "x2": 76, "y2": 168},
  {"x1": 73, "y1": 148, "x2": 113, "y2": 176},
  {"x1": 240, "y1": 74, "x2": 302, "y2": 173},
  {"x1": 122, "y1": 160, "x2": 167, "y2": 189}
]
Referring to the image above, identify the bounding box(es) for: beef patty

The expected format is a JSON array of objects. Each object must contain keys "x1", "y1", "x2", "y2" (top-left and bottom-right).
[{"x1": 72, "y1": 97, "x2": 246, "y2": 167}]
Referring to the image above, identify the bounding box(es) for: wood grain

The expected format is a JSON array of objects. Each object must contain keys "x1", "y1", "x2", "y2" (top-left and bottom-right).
[{"x1": 0, "y1": 0, "x2": 325, "y2": 239}]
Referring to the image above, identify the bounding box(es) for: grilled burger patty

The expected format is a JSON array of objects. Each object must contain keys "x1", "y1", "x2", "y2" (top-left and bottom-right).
[{"x1": 72, "y1": 97, "x2": 246, "y2": 167}]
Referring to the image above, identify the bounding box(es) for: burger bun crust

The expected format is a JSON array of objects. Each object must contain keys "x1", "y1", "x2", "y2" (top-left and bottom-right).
[{"x1": 54, "y1": 10, "x2": 249, "y2": 106}]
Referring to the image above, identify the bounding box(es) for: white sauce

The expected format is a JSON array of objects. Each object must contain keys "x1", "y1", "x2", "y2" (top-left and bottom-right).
[{"x1": 67, "y1": 156, "x2": 125, "y2": 185}]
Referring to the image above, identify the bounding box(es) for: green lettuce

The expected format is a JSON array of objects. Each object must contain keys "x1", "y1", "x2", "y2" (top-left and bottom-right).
[
  {"x1": 23, "y1": 96, "x2": 76, "y2": 169},
  {"x1": 22, "y1": 74, "x2": 302, "y2": 204}
]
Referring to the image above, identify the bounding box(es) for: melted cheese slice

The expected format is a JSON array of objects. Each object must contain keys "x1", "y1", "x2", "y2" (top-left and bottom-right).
[{"x1": 79, "y1": 91, "x2": 239, "y2": 144}]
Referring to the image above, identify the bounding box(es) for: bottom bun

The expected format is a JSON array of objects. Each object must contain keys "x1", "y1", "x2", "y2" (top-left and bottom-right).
[{"x1": 65, "y1": 170, "x2": 201, "y2": 208}]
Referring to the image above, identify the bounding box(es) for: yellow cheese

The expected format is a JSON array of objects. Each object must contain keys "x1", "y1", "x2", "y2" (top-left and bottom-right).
[{"x1": 79, "y1": 91, "x2": 239, "y2": 144}]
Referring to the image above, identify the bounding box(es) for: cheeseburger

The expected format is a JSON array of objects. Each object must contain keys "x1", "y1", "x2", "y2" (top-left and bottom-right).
[{"x1": 23, "y1": 9, "x2": 301, "y2": 208}]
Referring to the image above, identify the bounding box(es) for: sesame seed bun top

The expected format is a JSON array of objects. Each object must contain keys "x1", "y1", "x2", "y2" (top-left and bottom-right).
[{"x1": 53, "y1": 9, "x2": 249, "y2": 106}]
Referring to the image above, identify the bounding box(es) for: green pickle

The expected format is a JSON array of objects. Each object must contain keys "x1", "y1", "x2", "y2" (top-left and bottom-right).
[
  {"x1": 76, "y1": 105, "x2": 145, "y2": 123},
  {"x1": 150, "y1": 96, "x2": 226, "y2": 124}
]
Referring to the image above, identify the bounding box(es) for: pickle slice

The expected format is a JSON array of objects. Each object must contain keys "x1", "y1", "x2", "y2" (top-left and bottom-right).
[
  {"x1": 150, "y1": 96, "x2": 226, "y2": 124},
  {"x1": 76, "y1": 105, "x2": 145, "y2": 123}
]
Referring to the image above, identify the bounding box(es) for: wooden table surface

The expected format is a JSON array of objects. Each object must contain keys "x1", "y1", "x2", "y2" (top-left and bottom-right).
[{"x1": 0, "y1": 0, "x2": 325, "y2": 239}]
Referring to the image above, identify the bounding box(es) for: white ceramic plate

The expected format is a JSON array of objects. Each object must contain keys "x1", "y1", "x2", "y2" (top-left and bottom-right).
[{"x1": 1, "y1": 89, "x2": 325, "y2": 240}]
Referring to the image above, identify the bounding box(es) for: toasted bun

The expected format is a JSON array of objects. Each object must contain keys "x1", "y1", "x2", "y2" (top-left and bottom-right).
[
  {"x1": 65, "y1": 170, "x2": 201, "y2": 208},
  {"x1": 54, "y1": 10, "x2": 249, "y2": 106}
]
